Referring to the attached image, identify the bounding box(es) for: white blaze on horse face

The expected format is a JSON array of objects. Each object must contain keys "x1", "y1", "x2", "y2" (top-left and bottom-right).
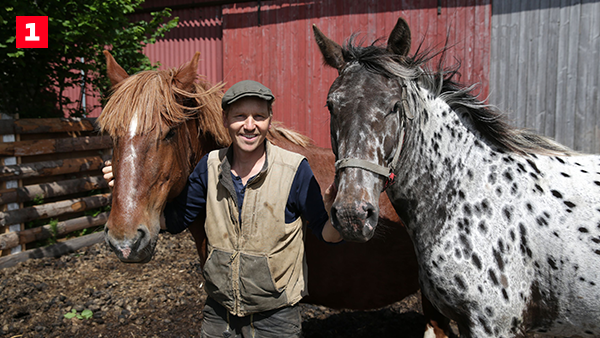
[
  {"x1": 128, "y1": 110, "x2": 139, "y2": 137},
  {"x1": 122, "y1": 111, "x2": 140, "y2": 213}
]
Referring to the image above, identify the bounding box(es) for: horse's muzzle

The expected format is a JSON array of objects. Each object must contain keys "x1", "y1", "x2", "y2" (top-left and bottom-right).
[
  {"x1": 330, "y1": 200, "x2": 378, "y2": 242},
  {"x1": 104, "y1": 225, "x2": 155, "y2": 263}
]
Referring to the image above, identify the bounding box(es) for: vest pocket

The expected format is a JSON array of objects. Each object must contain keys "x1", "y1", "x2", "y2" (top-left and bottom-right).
[
  {"x1": 239, "y1": 253, "x2": 288, "y2": 309},
  {"x1": 203, "y1": 248, "x2": 234, "y2": 307}
]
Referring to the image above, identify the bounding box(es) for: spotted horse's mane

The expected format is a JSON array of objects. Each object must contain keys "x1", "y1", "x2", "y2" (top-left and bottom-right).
[{"x1": 339, "y1": 35, "x2": 575, "y2": 157}]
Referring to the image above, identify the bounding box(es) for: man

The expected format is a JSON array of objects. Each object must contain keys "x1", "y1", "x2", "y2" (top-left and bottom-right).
[{"x1": 103, "y1": 80, "x2": 342, "y2": 337}]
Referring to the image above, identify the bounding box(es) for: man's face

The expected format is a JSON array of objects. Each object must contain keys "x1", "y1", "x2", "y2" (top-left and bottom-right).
[{"x1": 223, "y1": 97, "x2": 272, "y2": 155}]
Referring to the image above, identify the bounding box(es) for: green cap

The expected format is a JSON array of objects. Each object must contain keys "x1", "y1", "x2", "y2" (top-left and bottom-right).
[{"x1": 222, "y1": 80, "x2": 274, "y2": 109}]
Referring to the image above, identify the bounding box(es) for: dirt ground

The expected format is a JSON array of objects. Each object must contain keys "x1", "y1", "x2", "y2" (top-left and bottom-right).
[{"x1": 0, "y1": 231, "x2": 436, "y2": 338}]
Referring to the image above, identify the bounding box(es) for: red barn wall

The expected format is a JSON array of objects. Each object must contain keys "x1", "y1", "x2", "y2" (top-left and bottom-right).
[
  {"x1": 222, "y1": 0, "x2": 491, "y2": 147},
  {"x1": 77, "y1": 0, "x2": 492, "y2": 150}
]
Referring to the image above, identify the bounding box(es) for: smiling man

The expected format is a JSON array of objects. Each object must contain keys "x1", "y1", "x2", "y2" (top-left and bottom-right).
[{"x1": 104, "y1": 80, "x2": 342, "y2": 337}]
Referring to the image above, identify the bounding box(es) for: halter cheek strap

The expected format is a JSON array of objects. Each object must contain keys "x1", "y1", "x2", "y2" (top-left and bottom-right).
[
  {"x1": 335, "y1": 127, "x2": 405, "y2": 191},
  {"x1": 334, "y1": 85, "x2": 411, "y2": 191}
]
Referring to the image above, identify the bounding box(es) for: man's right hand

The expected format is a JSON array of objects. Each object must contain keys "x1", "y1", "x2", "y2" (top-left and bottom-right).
[{"x1": 102, "y1": 160, "x2": 114, "y2": 188}]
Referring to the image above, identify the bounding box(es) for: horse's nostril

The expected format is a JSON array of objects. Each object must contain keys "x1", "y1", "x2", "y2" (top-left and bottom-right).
[
  {"x1": 364, "y1": 203, "x2": 378, "y2": 222},
  {"x1": 330, "y1": 204, "x2": 340, "y2": 226}
]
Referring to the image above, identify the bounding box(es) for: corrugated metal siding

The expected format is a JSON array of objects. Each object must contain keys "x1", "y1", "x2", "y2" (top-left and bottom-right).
[
  {"x1": 130, "y1": 5, "x2": 223, "y2": 85},
  {"x1": 223, "y1": 0, "x2": 492, "y2": 148},
  {"x1": 490, "y1": 0, "x2": 600, "y2": 153}
]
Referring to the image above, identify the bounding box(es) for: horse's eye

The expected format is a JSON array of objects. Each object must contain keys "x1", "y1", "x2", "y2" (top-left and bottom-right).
[
  {"x1": 386, "y1": 101, "x2": 402, "y2": 117},
  {"x1": 164, "y1": 129, "x2": 176, "y2": 141}
]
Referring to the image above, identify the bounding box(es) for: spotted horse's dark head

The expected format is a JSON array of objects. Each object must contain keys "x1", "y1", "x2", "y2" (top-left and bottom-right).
[{"x1": 313, "y1": 18, "x2": 415, "y2": 242}]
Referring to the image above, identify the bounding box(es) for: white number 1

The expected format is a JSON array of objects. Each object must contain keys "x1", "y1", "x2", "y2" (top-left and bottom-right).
[{"x1": 25, "y1": 23, "x2": 40, "y2": 41}]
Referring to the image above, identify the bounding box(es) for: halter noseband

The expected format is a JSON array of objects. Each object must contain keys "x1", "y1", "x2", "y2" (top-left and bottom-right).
[{"x1": 334, "y1": 84, "x2": 412, "y2": 191}]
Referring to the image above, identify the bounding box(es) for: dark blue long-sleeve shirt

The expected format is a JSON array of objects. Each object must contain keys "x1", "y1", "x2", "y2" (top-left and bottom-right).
[{"x1": 163, "y1": 153, "x2": 329, "y2": 242}]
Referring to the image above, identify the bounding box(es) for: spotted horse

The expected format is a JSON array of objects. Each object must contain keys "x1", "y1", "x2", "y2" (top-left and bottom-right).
[{"x1": 313, "y1": 17, "x2": 600, "y2": 338}]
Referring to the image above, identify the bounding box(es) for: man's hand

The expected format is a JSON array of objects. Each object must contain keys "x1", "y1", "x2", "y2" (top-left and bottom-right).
[
  {"x1": 102, "y1": 160, "x2": 114, "y2": 187},
  {"x1": 323, "y1": 183, "x2": 337, "y2": 216},
  {"x1": 322, "y1": 183, "x2": 343, "y2": 243}
]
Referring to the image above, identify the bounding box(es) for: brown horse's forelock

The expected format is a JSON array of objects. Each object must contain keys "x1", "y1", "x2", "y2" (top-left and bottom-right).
[
  {"x1": 341, "y1": 37, "x2": 575, "y2": 156},
  {"x1": 98, "y1": 67, "x2": 230, "y2": 147}
]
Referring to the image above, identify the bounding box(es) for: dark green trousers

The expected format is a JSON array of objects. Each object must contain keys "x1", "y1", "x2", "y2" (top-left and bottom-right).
[{"x1": 200, "y1": 297, "x2": 302, "y2": 338}]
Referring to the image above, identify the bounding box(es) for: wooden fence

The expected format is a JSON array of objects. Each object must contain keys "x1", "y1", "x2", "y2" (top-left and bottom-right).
[{"x1": 0, "y1": 118, "x2": 112, "y2": 263}]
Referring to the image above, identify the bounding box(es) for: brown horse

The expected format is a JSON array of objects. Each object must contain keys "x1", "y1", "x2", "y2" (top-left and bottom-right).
[{"x1": 98, "y1": 51, "x2": 449, "y2": 337}]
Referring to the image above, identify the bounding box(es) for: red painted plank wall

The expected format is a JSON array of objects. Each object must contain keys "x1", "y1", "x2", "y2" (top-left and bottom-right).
[
  {"x1": 65, "y1": 0, "x2": 492, "y2": 145},
  {"x1": 223, "y1": 0, "x2": 491, "y2": 148}
]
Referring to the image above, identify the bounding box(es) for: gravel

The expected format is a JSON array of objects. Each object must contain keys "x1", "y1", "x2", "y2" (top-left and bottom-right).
[{"x1": 0, "y1": 231, "x2": 433, "y2": 338}]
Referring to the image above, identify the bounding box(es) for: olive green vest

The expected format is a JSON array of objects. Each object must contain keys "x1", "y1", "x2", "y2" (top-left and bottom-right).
[{"x1": 203, "y1": 141, "x2": 307, "y2": 316}]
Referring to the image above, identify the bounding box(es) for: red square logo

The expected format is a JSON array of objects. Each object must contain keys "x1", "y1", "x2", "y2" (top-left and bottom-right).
[{"x1": 16, "y1": 16, "x2": 48, "y2": 48}]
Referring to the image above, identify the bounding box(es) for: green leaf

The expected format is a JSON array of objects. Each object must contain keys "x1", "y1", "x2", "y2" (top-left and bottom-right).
[
  {"x1": 64, "y1": 309, "x2": 77, "y2": 319},
  {"x1": 81, "y1": 309, "x2": 93, "y2": 319},
  {"x1": 7, "y1": 51, "x2": 24, "y2": 58}
]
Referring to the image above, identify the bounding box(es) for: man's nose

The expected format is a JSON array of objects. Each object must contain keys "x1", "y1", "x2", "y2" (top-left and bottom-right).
[{"x1": 243, "y1": 116, "x2": 256, "y2": 129}]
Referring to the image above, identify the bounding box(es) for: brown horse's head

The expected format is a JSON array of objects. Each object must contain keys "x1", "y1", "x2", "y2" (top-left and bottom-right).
[
  {"x1": 99, "y1": 51, "x2": 228, "y2": 263},
  {"x1": 313, "y1": 18, "x2": 414, "y2": 242}
]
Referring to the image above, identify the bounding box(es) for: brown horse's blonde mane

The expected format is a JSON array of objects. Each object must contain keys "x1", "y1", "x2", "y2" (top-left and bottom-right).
[
  {"x1": 98, "y1": 66, "x2": 229, "y2": 147},
  {"x1": 268, "y1": 122, "x2": 314, "y2": 148},
  {"x1": 99, "y1": 65, "x2": 314, "y2": 150}
]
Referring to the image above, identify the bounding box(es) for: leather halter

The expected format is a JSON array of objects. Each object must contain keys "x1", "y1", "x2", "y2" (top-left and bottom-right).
[{"x1": 334, "y1": 84, "x2": 413, "y2": 191}]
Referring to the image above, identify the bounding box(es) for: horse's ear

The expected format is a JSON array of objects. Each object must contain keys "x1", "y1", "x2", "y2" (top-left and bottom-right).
[
  {"x1": 174, "y1": 52, "x2": 200, "y2": 92},
  {"x1": 103, "y1": 50, "x2": 129, "y2": 87},
  {"x1": 387, "y1": 18, "x2": 411, "y2": 57},
  {"x1": 312, "y1": 24, "x2": 345, "y2": 70}
]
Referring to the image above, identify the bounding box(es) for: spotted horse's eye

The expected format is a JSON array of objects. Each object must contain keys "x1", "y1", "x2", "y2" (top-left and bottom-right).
[
  {"x1": 325, "y1": 102, "x2": 334, "y2": 113},
  {"x1": 386, "y1": 101, "x2": 402, "y2": 117}
]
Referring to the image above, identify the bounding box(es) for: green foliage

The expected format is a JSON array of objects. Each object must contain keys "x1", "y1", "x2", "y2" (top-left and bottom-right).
[
  {"x1": 0, "y1": 0, "x2": 178, "y2": 118},
  {"x1": 49, "y1": 218, "x2": 59, "y2": 244},
  {"x1": 64, "y1": 308, "x2": 93, "y2": 320},
  {"x1": 32, "y1": 194, "x2": 44, "y2": 205}
]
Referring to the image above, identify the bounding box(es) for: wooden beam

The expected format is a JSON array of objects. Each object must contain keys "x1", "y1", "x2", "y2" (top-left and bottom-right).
[
  {"x1": 0, "y1": 193, "x2": 111, "y2": 226},
  {"x1": 0, "y1": 118, "x2": 96, "y2": 135},
  {"x1": 0, "y1": 232, "x2": 105, "y2": 269},
  {"x1": 0, "y1": 156, "x2": 108, "y2": 182},
  {"x1": 0, "y1": 175, "x2": 108, "y2": 205},
  {"x1": 0, "y1": 135, "x2": 112, "y2": 156},
  {"x1": 0, "y1": 212, "x2": 109, "y2": 250}
]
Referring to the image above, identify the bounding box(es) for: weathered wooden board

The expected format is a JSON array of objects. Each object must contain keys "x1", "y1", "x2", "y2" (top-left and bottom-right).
[
  {"x1": 0, "y1": 193, "x2": 111, "y2": 226},
  {"x1": 0, "y1": 176, "x2": 108, "y2": 205},
  {"x1": 0, "y1": 212, "x2": 109, "y2": 251},
  {"x1": 0, "y1": 156, "x2": 107, "y2": 182},
  {"x1": 0, "y1": 118, "x2": 96, "y2": 135},
  {"x1": 0, "y1": 232, "x2": 105, "y2": 269},
  {"x1": 0, "y1": 135, "x2": 112, "y2": 156}
]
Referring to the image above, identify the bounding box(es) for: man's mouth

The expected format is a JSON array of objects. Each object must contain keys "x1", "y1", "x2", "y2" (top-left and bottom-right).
[{"x1": 241, "y1": 134, "x2": 258, "y2": 140}]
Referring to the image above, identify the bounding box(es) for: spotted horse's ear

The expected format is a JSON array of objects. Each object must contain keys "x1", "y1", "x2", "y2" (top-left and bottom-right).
[
  {"x1": 387, "y1": 17, "x2": 411, "y2": 57},
  {"x1": 312, "y1": 24, "x2": 345, "y2": 71}
]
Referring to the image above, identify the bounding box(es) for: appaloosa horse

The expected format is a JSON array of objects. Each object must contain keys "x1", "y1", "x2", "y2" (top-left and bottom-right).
[
  {"x1": 314, "y1": 17, "x2": 600, "y2": 337},
  {"x1": 98, "y1": 51, "x2": 449, "y2": 337}
]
